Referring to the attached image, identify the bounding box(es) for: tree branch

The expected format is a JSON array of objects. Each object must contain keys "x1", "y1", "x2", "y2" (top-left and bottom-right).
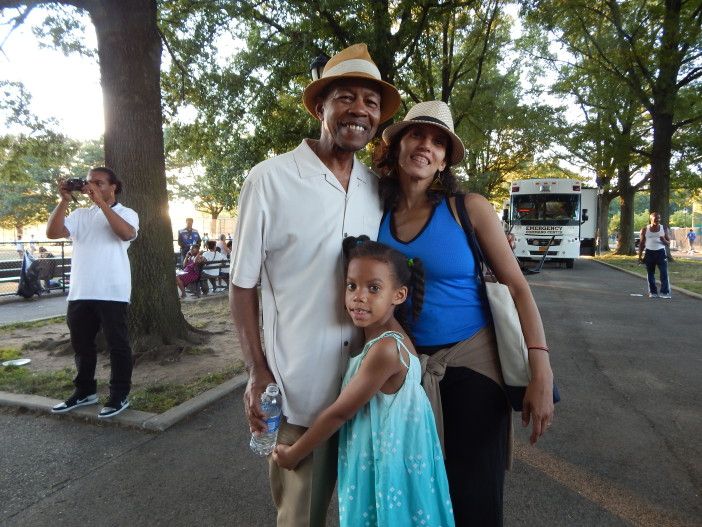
[
  {"x1": 157, "y1": 26, "x2": 188, "y2": 102},
  {"x1": 673, "y1": 112, "x2": 702, "y2": 130},
  {"x1": 676, "y1": 67, "x2": 702, "y2": 89}
]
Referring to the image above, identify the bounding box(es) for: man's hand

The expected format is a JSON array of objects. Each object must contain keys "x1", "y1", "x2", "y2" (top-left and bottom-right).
[
  {"x1": 84, "y1": 180, "x2": 106, "y2": 207},
  {"x1": 57, "y1": 181, "x2": 73, "y2": 202},
  {"x1": 244, "y1": 365, "x2": 276, "y2": 434}
]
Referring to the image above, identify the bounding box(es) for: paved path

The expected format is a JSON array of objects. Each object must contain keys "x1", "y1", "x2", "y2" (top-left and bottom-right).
[
  {"x1": 1, "y1": 260, "x2": 700, "y2": 526},
  {"x1": 0, "y1": 293, "x2": 67, "y2": 324}
]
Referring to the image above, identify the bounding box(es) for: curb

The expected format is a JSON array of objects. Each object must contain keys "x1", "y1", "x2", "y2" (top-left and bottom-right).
[
  {"x1": 0, "y1": 372, "x2": 248, "y2": 432},
  {"x1": 592, "y1": 259, "x2": 702, "y2": 300}
]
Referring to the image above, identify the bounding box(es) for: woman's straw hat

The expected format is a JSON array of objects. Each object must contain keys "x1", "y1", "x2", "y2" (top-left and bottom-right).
[
  {"x1": 382, "y1": 100, "x2": 465, "y2": 166},
  {"x1": 303, "y1": 44, "x2": 401, "y2": 123}
]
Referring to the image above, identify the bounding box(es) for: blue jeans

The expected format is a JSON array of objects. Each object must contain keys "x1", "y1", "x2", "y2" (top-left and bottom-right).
[{"x1": 644, "y1": 249, "x2": 670, "y2": 295}]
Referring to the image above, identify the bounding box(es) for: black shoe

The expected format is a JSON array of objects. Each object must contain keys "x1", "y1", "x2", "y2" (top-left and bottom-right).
[
  {"x1": 98, "y1": 397, "x2": 129, "y2": 419},
  {"x1": 51, "y1": 393, "x2": 98, "y2": 414}
]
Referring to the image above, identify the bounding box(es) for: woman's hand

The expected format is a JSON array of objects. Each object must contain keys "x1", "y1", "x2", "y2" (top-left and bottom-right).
[
  {"x1": 272, "y1": 444, "x2": 300, "y2": 470},
  {"x1": 521, "y1": 371, "x2": 554, "y2": 445}
]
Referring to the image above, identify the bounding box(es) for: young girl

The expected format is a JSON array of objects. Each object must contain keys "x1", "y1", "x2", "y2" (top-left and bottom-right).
[{"x1": 273, "y1": 236, "x2": 454, "y2": 527}]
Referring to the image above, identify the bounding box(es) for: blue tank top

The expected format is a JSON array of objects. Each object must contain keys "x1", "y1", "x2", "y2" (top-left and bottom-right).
[{"x1": 378, "y1": 197, "x2": 489, "y2": 346}]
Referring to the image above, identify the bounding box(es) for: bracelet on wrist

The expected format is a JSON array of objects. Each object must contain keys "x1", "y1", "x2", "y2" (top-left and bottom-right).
[{"x1": 527, "y1": 345, "x2": 549, "y2": 353}]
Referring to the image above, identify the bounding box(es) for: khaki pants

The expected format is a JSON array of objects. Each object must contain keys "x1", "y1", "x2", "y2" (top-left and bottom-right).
[{"x1": 269, "y1": 418, "x2": 337, "y2": 527}]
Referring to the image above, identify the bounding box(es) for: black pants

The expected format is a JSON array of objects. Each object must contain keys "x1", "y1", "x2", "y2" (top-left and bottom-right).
[
  {"x1": 67, "y1": 300, "x2": 132, "y2": 400},
  {"x1": 440, "y1": 367, "x2": 510, "y2": 527}
]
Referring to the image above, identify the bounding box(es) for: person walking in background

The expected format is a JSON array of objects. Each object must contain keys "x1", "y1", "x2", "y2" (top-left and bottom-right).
[
  {"x1": 230, "y1": 43, "x2": 400, "y2": 527},
  {"x1": 273, "y1": 237, "x2": 454, "y2": 527},
  {"x1": 374, "y1": 100, "x2": 554, "y2": 525},
  {"x1": 15, "y1": 235, "x2": 24, "y2": 258},
  {"x1": 28, "y1": 234, "x2": 38, "y2": 254},
  {"x1": 177, "y1": 218, "x2": 201, "y2": 264},
  {"x1": 687, "y1": 228, "x2": 696, "y2": 253},
  {"x1": 46, "y1": 167, "x2": 139, "y2": 418},
  {"x1": 639, "y1": 212, "x2": 671, "y2": 298}
]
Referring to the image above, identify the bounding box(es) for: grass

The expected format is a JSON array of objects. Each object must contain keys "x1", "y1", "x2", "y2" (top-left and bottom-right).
[
  {"x1": 0, "y1": 316, "x2": 66, "y2": 333},
  {"x1": 0, "y1": 367, "x2": 74, "y2": 399},
  {"x1": 0, "y1": 362, "x2": 245, "y2": 414},
  {"x1": 128, "y1": 363, "x2": 245, "y2": 413},
  {"x1": 0, "y1": 348, "x2": 22, "y2": 361},
  {"x1": 595, "y1": 252, "x2": 702, "y2": 294}
]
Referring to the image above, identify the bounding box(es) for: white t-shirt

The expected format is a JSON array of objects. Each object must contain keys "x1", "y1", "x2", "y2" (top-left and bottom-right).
[
  {"x1": 202, "y1": 250, "x2": 227, "y2": 277},
  {"x1": 65, "y1": 203, "x2": 139, "y2": 302},
  {"x1": 231, "y1": 140, "x2": 383, "y2": 427}
]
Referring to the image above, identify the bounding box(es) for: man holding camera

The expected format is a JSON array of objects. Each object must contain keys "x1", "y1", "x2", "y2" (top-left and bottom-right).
[{"x1": 47, "y1": 167, "x2": 139, "y2": 418}]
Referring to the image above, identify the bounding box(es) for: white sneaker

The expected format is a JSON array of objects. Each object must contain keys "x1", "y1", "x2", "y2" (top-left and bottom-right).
[
  {"x1": 648, "y1": 293, "x2": 658, "y2": 298},
  {"x1": 659, "y1": 293, "x2": 671, "y2": 299}
]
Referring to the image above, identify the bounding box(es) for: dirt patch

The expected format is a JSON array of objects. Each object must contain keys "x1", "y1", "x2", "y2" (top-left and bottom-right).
[{"x1": 1, "y1": 294, "x2": 243, "y2": 392}]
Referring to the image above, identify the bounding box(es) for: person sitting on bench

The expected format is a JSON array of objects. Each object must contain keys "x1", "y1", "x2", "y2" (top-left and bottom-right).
[{"x1": 201, "y1": 240, "x2": 227, "y2": 292}]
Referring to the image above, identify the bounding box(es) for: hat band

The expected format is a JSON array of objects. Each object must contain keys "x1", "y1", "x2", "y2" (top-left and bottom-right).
[
  {"x1": 323, "y1": 59, "x2": 381, "y2": 80},
  {"x1": 410, "y1": 115, "x2": 453, "y2": 131}
]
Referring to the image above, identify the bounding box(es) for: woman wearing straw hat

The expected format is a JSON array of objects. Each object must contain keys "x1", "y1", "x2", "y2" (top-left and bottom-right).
[{"x1": 374, "y1": 100, "x2": 554, "y2": 525}]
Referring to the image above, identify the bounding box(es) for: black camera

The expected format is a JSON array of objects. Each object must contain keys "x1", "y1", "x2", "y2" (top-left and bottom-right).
[{"x1": 64, "y1": 178, "x2": 87, "y2": 191}]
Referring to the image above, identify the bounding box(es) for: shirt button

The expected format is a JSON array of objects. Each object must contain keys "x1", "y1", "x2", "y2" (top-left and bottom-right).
[{"x1": 344, "y1": 341, "x2": 349, "y2": 346}]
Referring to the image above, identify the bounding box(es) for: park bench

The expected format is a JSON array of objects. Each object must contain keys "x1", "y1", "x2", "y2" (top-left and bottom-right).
[
  {"x1": 185, "y1": 259, "x2": 230, "y2": 297},
  {"x1": 0, "y1": 256, "x2": 71, "y2": 296}
]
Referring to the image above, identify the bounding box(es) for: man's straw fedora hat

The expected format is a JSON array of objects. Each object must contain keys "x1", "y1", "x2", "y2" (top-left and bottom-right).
[
  {"x1": 303, "y1": 44, "x2": 401, "y2": 123},
  {"x1": 382, "y1": 100, "x2": 465, "y2": 166}
]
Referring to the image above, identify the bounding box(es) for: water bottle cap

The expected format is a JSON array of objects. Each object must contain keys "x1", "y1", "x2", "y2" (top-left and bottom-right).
[{"x1": 265, "y1": 383, "x2": 280, "y2": 396}]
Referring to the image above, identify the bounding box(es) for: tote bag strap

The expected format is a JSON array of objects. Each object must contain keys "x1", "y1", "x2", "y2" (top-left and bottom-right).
[{"x1": 453, "y1": 193, "x2": 490, "y2": 286}]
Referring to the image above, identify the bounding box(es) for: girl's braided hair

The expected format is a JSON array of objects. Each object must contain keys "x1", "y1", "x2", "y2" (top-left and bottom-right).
[{"x1": 342, "y1": 235, "x2": 425, "y2": 334}]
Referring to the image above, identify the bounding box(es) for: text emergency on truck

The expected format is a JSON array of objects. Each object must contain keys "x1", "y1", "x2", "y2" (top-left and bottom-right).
[{"x1": 504, "y1": 179, "x2": 597, "y2": 269}]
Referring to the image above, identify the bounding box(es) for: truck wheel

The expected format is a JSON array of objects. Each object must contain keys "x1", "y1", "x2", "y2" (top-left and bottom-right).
[{"x1": 565, "y1": 259, "x2": 574, "y2": 269}]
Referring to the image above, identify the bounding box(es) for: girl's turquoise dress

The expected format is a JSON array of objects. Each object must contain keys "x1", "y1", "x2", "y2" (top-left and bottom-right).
[{"x1": 338, "y1": 331, "x2": 455, "y2": 527}]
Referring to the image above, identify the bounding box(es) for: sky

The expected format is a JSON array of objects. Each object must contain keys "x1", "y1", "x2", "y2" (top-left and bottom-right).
[{"x1": 1, "y1": 7, "x2": 103, "y2": 140}]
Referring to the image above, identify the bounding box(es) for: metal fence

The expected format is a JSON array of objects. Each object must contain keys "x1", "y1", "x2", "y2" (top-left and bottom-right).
[
  {"x1": 1, "y1": 238, "x2": 229, "y2": 298},
  {"x1": 0, "y1": 241, "x2": 73, "y2": 298}
]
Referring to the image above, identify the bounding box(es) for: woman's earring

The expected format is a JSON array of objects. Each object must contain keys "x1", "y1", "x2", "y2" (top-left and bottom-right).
[{"x1": 429, "y1": 170, "x2": 444, "y2": 191}]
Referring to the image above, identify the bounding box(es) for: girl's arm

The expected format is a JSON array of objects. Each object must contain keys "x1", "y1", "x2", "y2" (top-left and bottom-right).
[
  {"x1": 273, "y1": 338, "x2": 403, "y2": 470},
  {"x1": 465, "y1": 193, "x2": 554, "y2": 445}
]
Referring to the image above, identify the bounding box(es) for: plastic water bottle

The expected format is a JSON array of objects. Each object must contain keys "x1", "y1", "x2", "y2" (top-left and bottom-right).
[{"x1": 249, "y1": 383, "x2": 282, "y2": 456}]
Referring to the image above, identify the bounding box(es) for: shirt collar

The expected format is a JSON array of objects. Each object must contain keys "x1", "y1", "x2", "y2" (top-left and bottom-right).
[{"x1": 293, "y1": 139, "x2": 371, "y2": 185}]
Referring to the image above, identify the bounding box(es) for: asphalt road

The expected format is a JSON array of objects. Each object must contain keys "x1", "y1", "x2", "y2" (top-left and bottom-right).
[
  {"x1": 1, "y1": 259, "x2": 700, "y2": 526},
  {"x1": 0, "y1": 293, "x2": 67, "y2": 325}
]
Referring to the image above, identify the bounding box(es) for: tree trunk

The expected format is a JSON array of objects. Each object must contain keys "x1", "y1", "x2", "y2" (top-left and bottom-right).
[
  {"x1": 648, "y1": 111, "x2": 674, "y2": 223},
  {"x1": 648, "y1": 0, "x2": 682, "y2": 227},
  {"x1": 210, "y1": 211, "x2": 219, "y2": 237},
  {"x1": 88, "y1": 0, "x2": 190, "y2": 348},
  {"x1": 597, "y1": 193, "x2": 612, "y2": 252},
  {"x1": 615, "y1": 179, "x2": 636, "y2": 256}
]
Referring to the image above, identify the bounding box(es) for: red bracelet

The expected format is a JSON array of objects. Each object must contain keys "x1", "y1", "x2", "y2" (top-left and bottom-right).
[{"x1": 527, "y1": 345, "x2": 550, "y2": 353}]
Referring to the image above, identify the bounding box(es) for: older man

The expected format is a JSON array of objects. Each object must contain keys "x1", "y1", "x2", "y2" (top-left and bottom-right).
[{"x1": 230, "y1": 44, "x2": 400, "y2": 526}]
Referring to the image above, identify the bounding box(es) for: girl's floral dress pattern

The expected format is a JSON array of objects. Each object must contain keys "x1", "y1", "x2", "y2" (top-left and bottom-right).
[{"x1": 338, "y1": 331, "x2": 455, "y2": 527}]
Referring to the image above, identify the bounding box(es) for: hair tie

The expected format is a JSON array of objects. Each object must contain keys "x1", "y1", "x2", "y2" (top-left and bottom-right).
[
  {"x1": 407, "y1": 258, "x2": 414, "y2": 267},
  {"x1": 355, "y1": 239, "x2": 364, "y2": 246}
]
